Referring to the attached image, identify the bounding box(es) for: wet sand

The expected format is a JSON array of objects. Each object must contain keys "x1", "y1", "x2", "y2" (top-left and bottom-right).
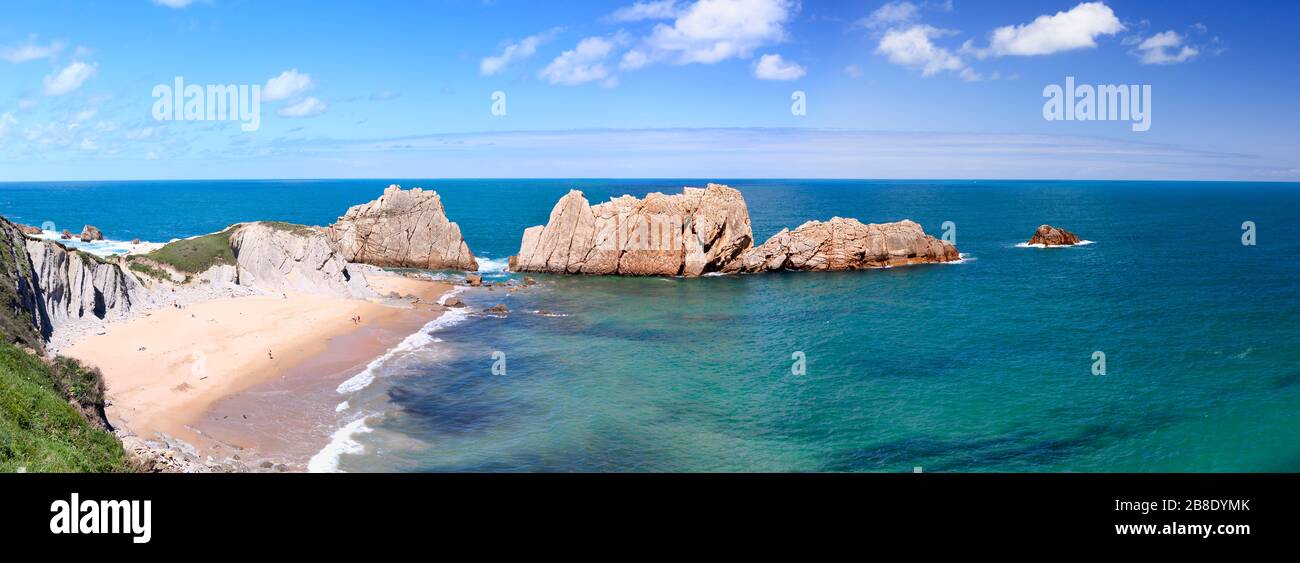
[{"x1": 62, "y1": 275, "x2": 453, "y2": 468}]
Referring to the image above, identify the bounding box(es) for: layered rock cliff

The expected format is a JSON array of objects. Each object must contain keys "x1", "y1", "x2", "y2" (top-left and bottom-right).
[
  {"x1": 511, "y1": 184, "x2": 753, "y2": 276},
  {"x1": 0, "y1": 217, "x2": 145, "y2": 351},
  {"x1": 230, "y1": 222, "x2": 374, "y2": 298},
  {"x1": 735, "y1": 218, "x2": 960, "y2": 272},
  {"x1": 1026, "y1": 224, "x2": 1082, "y2": 246},
  {"x1": 329, "y1": 185, "x2": 477, "y2": 271}
]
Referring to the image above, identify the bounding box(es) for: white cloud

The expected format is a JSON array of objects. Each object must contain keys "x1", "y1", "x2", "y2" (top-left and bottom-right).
[
  {"x1": 1134, "y1": 30, "x2": 1199, "y2": 65},
  {"x1": 967, "y1": 1, "x2": 1123, "y2": 58},
  {"x1": 633, "y1": 0, "x2": 797, "y2": 66},
  {"x1": 860, "y1": 1, "x2": 919, "y2": 30},
  {"x1": 607, "y1": 0, "x2": 681, "y2": 22},
  {"x1": 42, "y1": 61, "x2": 97, "y2": 96},
  {"x1": 539, "y1": 34, "x2": 625, "y2": 86},
  {"x1": 1, "y1": 39, "x2": 65, "y2": 63},
  {"x1": 754, "y1": 54, "x2": 805, "y2": 80},
  {"x1": 152, "y1": 0, "x2": 195, "y2": 7},
  {"x1": 480, "y1": 28, "x2": 562, "y2": 76},
  {"x1": 278, "y1": 96, "x2": 328, "y2": 117},
  {"x1": 843, "y1": 64, "x2": 864, "y2": 78},
  {"x1": 876, "y1": 25, "x2": 967, "y2": 77},
  {"x1": 264, "y1": 69, "x2": 314, "y2": 101},
  {"x1": 0, "y1": 113, "x2": 15, "y2": 138}
]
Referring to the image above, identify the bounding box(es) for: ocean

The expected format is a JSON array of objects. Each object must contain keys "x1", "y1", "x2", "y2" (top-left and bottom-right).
[{"x1": 3, "y1": 179, "x2": 1298, "y2": 472}]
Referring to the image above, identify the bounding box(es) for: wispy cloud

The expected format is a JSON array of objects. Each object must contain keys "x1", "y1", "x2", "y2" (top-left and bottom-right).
[
  {"x1": 1132, "y1": 30, "x2": 1199, "y2": 64},
  {"x1": 606, "y1": 0, "x2": 681, "y2": 22},
  {"x1": 480, "y1": 27, "x2": 563, "y2": 76},
  {"x1": 540, "y1": 33, "x2": 627, "y2": 86},
  {"x1": 0, "y1": 38, "x2": 65, "y2": 63},
  {"x1": 620, "y1": 0, "x2": 797, "y2": 69},
  {"x1": 42, "y1": 61, "x2": 97, "y2": 96}
]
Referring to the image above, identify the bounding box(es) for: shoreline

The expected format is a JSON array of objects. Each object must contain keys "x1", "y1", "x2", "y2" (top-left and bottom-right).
[{"x1": 61, "y1": 273, "x2": 456, "y2": 471}]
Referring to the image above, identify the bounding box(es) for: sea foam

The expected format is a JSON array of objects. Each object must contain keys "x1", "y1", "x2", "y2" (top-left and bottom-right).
[
  {"x1": 32, "y1": 230, "x2": 166, "y2": 257},
  {"x1": 1015, "y1": 240, "x2": 1095, "y2": 249},
  {"x1": 307, "y1": 417, "x2": 373, "y2": 473},
  {"x1": 334, "y1": 307, "x2": 468, "y2": 395}
]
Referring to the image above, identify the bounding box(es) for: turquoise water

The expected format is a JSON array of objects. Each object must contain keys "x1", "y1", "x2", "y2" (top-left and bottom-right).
[{"x1": 3, "y1": 179, "x2": 1298, "y2": 471}]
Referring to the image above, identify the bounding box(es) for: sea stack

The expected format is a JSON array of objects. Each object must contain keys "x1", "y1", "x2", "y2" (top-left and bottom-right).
[
  {"x1": 511, "y1": 184, "x2": 753, "y2": 276},
  {"x1": 735, "y1": 217, "x2": 960, "y2": 272},
  {"x1": 80, "y1": 225, "x2": 105, "y2": 242},
  {"x1": 1027, "y1": 224, "x2": 1082, "y2": 246},
  {"x1": 510, "y1": 185, "x2": 960, "y2": 276},
  {"x1": 328, "y1": 185, "x2": 478, "y2": 271}
]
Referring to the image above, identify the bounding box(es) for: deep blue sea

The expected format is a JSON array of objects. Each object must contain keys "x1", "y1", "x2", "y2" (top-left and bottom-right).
[{"x1": 3, "y1": 179, "x2": 1298, "y2": 472}]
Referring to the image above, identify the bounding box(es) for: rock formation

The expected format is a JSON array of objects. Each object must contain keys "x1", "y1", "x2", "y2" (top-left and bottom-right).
[
  {"x1": 229, "y1": 222, "x2": 374, "y2": 298},
  {"x1": 0, "y1": 218, "x2": 145, "y2": 350},
  {"x1": 511, "y1": 185, "x2": 960, "y2": 276},
  {"x1": 1027, "y1": 224, "x2": 1081, "y2": 246},
  {"x1": 80, "y1": 225, "x2": 104, "y2": 242},
  {"x1": 329, "y1": 185, "x2": 477, "y2": 271},
  {"x1": 736, "y1": 218, "x2": 959, "y2": 272},
  {"x1": 511, "y1": 184, "x2": 753, "y2": 276}
]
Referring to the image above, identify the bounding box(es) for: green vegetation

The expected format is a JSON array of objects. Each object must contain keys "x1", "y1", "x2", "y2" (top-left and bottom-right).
[
  {"x1": 0, "y1": 343, "x2": 132, "y2": 472},
  {"x1": 262, "y1": 221, "x2": 318, "y2": 236},
  {"x1": 0, "y1": 224, "x2": 44, "y2": 354},
  {"x1": 135, "y1": 227, "x2": 236, "y2": 274},
  {"x1": 75, "y1": 250, "x2": 114, "y2": 265},
  {"x1": 128, "y1": 260, "x2": 175, "y2": 283}
]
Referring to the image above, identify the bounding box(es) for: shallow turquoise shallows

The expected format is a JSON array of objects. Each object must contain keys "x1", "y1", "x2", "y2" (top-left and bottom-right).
[{"x1": 3, "y1": 179, "x2": 1298, "y2": 472}]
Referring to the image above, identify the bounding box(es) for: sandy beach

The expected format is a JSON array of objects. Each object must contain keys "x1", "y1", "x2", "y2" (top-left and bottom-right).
[{"x1": 62, "y1": 274, "x2": 454, "y2": 467}]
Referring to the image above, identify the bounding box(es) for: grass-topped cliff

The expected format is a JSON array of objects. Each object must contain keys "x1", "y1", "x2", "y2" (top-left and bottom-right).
[
  {"x1": 129, "y1": 227, "x2": 237, "y2": 274},
  {"x1": 0, "y1": 342, "x2": 132, "y2": 472}
]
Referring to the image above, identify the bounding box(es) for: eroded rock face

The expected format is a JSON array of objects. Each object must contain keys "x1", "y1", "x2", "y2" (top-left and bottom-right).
[
  {"x1": 512, "y1": 184, "x2": 753, "y2": 276},
  {"x1": 329, "y1": 185, "x2": 477, "y2": 271},
  {"x1": 735, "y1": 218, "x2": 960, "y2": 272},
  {"x1": 80, "y1": 225, "x2": 104, "y2": 242},
  {"x1": 1027, "y1": 224, "x2": 1082, "y2": 246},
  {"x1": 22, "y1": 237, "x2": 144, "y2": 340},
  {"x1": 230, "y1": 222, "x2": 374, "y2": 298}
]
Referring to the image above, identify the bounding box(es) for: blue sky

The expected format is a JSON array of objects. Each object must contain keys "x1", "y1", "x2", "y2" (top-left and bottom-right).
[{"x1": 0, "y1": 0, "x2": 1296, "y2": 181}]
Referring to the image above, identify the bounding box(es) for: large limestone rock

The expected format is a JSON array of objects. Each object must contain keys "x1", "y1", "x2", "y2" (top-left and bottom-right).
[
  {"x1": 230, "y1": 222, "x2": 374, "y2": 298},
  {"x1": 1026, "y1": 224, "x2": 1082, "y2": 246},
  {"x1": 735, "y1": 218, "x2": 959, "y2": 272},
  {"x1": 329, "y1": 185, "x2": 477, "y2": 271},
  {"x1": 511, "y1": 184, "x2": 753, "y2": 276}
]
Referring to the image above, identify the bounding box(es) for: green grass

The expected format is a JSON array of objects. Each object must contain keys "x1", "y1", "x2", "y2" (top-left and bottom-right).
[
  {"x1": 128, "y1": 260, "x2": 176, "y2": 283},
  {"x1": 261, "y1": 221, "x2": 318, "y2": 236},
  {"x1": 135, "y1": 227, "x2": 236, "y2": 274},
  {"x1": 0, "y1": 343, "x2": 132, "y2": 473}
]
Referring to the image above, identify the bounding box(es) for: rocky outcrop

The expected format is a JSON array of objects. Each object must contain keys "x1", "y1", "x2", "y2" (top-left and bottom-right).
[
  {"x1": 25, "y1": 241, "x2": 143, "y2": 332},
  {"x1": 511, "y1": 184, "x2": 753, "y2": 276},
  {"x1": 229, "y1": 222, "x2": 374, "y2": 298},
  {"x1": 80, "y1": 225, "x2": 104, "y2": 242},
  {"x1": 329, "y1": 185, "x2": 477, "y2": 271},
  {"x1": 736, "y1": 218, "x2": 959, "y2": 272},
  {"x1": 0, "y1": 218, "x2": 145, "y2": 350},
  {"x1": 1027, "y1": 224, "x2": 1082, "y2": 246}
]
